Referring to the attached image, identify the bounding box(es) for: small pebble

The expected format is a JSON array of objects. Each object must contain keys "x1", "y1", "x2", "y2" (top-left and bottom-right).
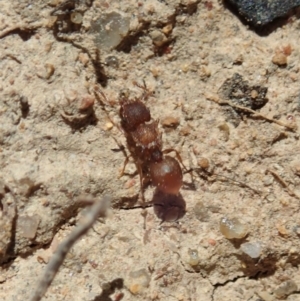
[
  {"x1": 250, "y1": 89, "x2": 258, "y2": 99},
  {"x1": 276, "y1": 222, "x2": 289, "y2": 236},
  {"x1": 77, "y1": 53, "x2": 89, "y2": 66},
  {"x1": 233, "y1": 54, "x2": 243, "y2": 65},
  {"x1": 220, "y1": 217, "x2": 249, "y2": 239},
  {"x1": 179, "y1": 125, "x2": 191, "y2": 136},
  {"x1": 149, "y1": 30, "x2": 168, "y2": 47},
  {"x1": 0, "y1": 274, "x2": 6, "y2": 283},
  {"x1": 161, "y1": 116, "x2": 180, "y2": 128},
  {"x1": 36, "y1": 63, "x2": 55, "y2": 80},
  {"x1": 282, "y1": 44, "x2": 292, "y2": 56},
  {"x1": 197, "y1": 158, "x2": 210, "y2": 170},
  {"x1": 92, "y1": 12, "x2": 130, "y2": 50},
  {"x1": 194, "y1": 201, "x2": 209, "y2": 222},
  {"x1": 78, "y1": 95, "x2": 95, "y2": 110},
  {"x1": 188, "y1": 249, "x2": 199, "y2": 266},
  {"x1": 105, "y1": 56, "x2": 119, "y2": 68},
  {"x1": 272, "y1": 53, "x2": 287, "y2": 66},
  {"x1": 257, "y1": 291, "x2": 274, "y2": 301},
  {"x1": 293, "y1": 225, "x2": 300, "y2": 236},
  {"x1": 17, "y1": 177, "x2": 36, "y2": 197},
  {"x1": 105, "y1": 122, "x2": 114, "y2": 130},
  {"x1": 198, "y1": 66, "x2": 211, "y2": 80},
  {"x1": 17, "y1": 215, "x2": 40, "y2": 239},
  {"x1": 207, "y1": 238, "x2": 216, "y2": 246},
  {"x1": 218, "y1": 123, "x2": 230, "y2": 141},
  {"x1": 70, "y1": 12, "x2": 83, "y2": 24},
  {"x1": 274, "y1": 280, "x2": 298, "y2": 298},
  {"x1": 125, "y1": 269, "x2": 150, "y2": 295},
  {"x1": 241, "y1": 241, "x2": 262, "y2": 258},
  {"x1": 162, "y1": 24, "x2": 173, "y2": 35}
]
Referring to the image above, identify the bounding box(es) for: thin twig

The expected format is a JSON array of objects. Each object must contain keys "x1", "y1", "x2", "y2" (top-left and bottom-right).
[
  {"x1": 215, "y1": 174, "x2": 262, "y2": 195},
  {"x1": 194, "y1": 168, "x2": 262, "y2": 196},
  {"x1": 267, "y1": 169, "x2": 300, "y2": 200},
  {"x1": 30, "y1": 196, "x2": 111, "y2": 301},
  {"x1": 0, "y1": 22, "x2": 43, "y2": 39},
  {"x1": 206, "y1": 94, "x2": 297, "y2": 131}
]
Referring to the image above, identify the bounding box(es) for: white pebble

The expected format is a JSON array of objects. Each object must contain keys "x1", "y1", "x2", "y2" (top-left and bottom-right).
[{"x1": 241, "y1": 241, "x2": 262, "y2": 258}]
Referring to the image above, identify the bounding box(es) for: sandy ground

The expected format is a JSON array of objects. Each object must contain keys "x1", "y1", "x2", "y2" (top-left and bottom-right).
[{"x1": 1, "y1": 0, "x2": 300, "y2": 300}]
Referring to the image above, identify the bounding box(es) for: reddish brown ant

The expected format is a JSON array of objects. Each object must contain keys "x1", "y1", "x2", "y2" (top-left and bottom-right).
[{"x1": 94, "y1": 82, "x2": 187, "y2": 203}]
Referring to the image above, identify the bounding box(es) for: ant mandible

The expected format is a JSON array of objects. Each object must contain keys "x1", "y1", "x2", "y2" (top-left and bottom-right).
[{"x1": 95, "y1": 81, "x2": 188, "y2": 202}]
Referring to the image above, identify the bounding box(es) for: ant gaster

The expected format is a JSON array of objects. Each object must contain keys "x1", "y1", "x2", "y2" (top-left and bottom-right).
[{"x1": 95, "y1": 82, "x2": 186, "y2": 201}]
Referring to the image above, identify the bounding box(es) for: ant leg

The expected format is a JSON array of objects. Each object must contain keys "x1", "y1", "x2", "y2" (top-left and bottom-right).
[
  {"x1": 163, "y1": 148, "x2": 188, "y2": 171},
  {"x1": 136, "y1": 163, "x2": 151, "y2": 229},
  {"x1": 136, "y1": 162, "x2": 152, "y2": 205},
  {"x1": 108, "y1": 135, "x2": 133, "y2": 179},
  {"x1": 93, "y1": 85, "x2": 112, "y2": 109},
  {"x1": 93, "y1": 86, "x2": 125, "y2": 134},
  {"x1": 163, "y1": 148, "x2": 194, "y2": 183},
  {"x1": 136, "y1": 162, "x2": 146, "y2": 204},
  {"x1": 118, "y1": 154, "x2": 132, "y2": 178},
  {"x1": 132, "y1": 80, "x2": 154, "y2": 102}
]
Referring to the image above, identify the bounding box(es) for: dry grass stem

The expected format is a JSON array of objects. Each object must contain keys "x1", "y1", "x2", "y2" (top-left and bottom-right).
[
  {"x1": 206, "y1": 95, "x2": 297, "y2": 131},
  {"x1": 0, "y1": 23, "x2": 43, "y2": 39},
  {"x1": 30, "y1": 196, "x2": 111, "y2": 301},
  {"x1": 267, "y1": 169, "x2": 300, "y2": 200}
]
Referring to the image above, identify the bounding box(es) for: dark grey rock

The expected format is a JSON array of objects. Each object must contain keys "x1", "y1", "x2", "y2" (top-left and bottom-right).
[
  {"x1": 218, "y1": 73, "x2": 268, "y2": 126},
  {"x1": 226, "y1": 0, "x2": 300, "y2": 25}
]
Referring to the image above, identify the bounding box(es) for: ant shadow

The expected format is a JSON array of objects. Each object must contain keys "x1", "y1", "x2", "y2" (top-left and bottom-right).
[
  {"x1": 92, "y1": 278, "x2": 124, "y2": 301},
  {"x1": 151, "y1": 189, "x2": 186, "y2": 222}
]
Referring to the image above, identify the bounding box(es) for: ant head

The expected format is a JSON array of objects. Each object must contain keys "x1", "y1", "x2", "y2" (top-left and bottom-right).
[{"x1": 120, "y1": 100, "x2": 151, "y2": 131}]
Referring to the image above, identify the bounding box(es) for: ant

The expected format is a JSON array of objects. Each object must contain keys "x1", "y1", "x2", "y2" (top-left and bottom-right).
[{"x1": 94, "y1": 81, "x2": 188, "y2": 204}]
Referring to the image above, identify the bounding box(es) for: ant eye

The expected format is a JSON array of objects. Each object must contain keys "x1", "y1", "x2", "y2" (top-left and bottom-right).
[{"x1": 149, "y1": 156, "x2": 183, "y2": 195}]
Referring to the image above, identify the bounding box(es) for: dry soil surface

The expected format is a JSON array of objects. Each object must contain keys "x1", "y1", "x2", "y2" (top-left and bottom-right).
[{"x1": 1, "y1": 1, "x2": 300, "y2": 301}]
